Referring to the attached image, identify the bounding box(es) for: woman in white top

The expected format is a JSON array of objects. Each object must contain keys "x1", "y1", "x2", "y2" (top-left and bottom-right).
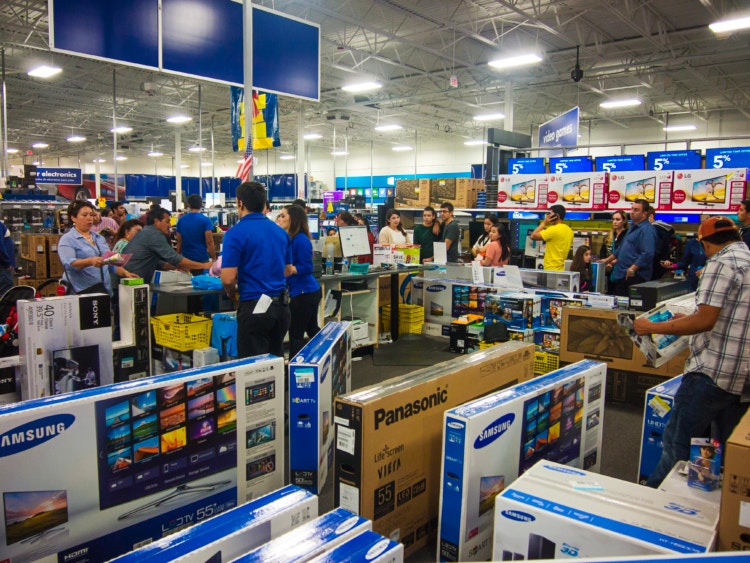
[{"x1": 378, "y1": 208, "x2": 410, "y2": 245}]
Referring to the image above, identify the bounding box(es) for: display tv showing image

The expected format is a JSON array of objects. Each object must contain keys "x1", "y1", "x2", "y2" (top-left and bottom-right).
[
  {"x1": 478, "y1": 475, "x2": 505, "y2": 517},
  {"x1": 4, "y1": 490, "x2": 68, "y2": 546},
  {"x1": 511, "y1": 179, "x2": 536, "y2": 204},
  {"x1": 50, "y1": 345, "x2": 101, "y2": 395},
  {"x1": 562, "y1": 179, "x2": 590, "y2": 205},
  {"x1": 692, "y1": 175, "x2": 727, "y2": 205},
  {"x1": 518, "y1": 378, "x2": 585, "y2": 474},
  {"x1": 625, "y1": 177, "x2": 655, "y2": 202},
  {"x1": 94, "y1": 373, "x2": 238, "y2": 510}
]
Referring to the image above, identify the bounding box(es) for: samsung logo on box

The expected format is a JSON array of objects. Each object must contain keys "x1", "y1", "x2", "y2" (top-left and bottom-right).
[
  {"x1": 0, "y1": 414, "x2": 75, "y2": 456},
  {"x1": 447, "y1": 421, "x2": 464, "y2": 430},
  {"x1": 474, "y1": 413, "x2": 515, "y2": 449},
  {"x1": 426, "y1": 284, "x2": 447, "y2": 293},
  {"x1": 543, "y1": 464, "x2": 586, "y2": 476},
  {"x1": 501, "y1": 510, "x2": 535, "y2": 522}
]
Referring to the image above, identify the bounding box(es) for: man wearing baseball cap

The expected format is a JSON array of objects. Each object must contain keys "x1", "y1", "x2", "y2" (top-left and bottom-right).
[{"x1": 634, "y1": 216, "x2": 750, "y2": 487}]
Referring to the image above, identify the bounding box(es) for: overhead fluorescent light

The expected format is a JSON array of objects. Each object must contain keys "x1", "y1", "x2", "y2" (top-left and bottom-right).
[
  {"x1": 375, "y1": 124, "x2": 402, "y2": 132},
  {"x1": 28, "y1": 65, "x2": 62, "y2": 78},
  {"x1": 188, "y1": 146, "x2": 206, "y2": 152},
  {"x1": 67, "y1": 135, "x2": 86, "y2": 143},
  {"x1": 473, "y1": 112, "x2": 505, "y2": 121},
  {"x1": 463, "y1": 139, "x2": 487, "y2": 146},
  {"x1": 488, "y1": 54, "x2": 542, "y2": 69},
  {"x1": 166, "y1": 115, "x2": 192, "y2": 124},
  {"x1": 110, "y1": 126, "x2": 132, "y2": 134},
  {"x1": 279, "y1": 154, "x2": 295, "y2": 160},
  {"x1": 115, "y1": 155, "x2": 127, "y2": 161},
  {"x1": 236, "y1": 159, "x2": 244, "y2": 164},
  {"x1": 148, "y1": 151, "x2": 164, "y2": 157},
  {"x1": 31, "y1": 161, "x2": 40, "y2": 165},
  {"x1": 31, "y1": 142, "x2": 48, "y2": 149},
  {"x1": 180, "y1": 164, "x2": 190, "y2": 169},
  {"x1": 201, "y1": 161, "x2": 213, "y2": 167},
  {"x1": 93, "y1": 158, "x2": 106, "y2": 163},
  {"x1": 331, "y1": 150, "x2": 349, "y2": 156},
  {"x1": 600, "y1": 98, "x2": 642, "y2": 108},
  {"x1": 710, "y1": 16, "x2": 750, "y2": 33},
  {"x1": 663, "y1": 124, "x2": 697, "y2": 132},
  {"x1": 392, "y1": 145, "x2": 413, "y2": 151},
  {"x1": 342, "y1": 81, "x2": 382, "y2": 93},
  {"x1": 6, "y1": 148, "x2": 18, "y2": 154},
  {"x1": 304, "y1": 133, "x2": 322, "y2": 140}
]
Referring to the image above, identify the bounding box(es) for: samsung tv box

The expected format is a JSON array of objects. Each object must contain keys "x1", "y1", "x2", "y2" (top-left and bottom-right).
[
  {"x1": 639, "y1": 375, "x2": 682, "y2": 485},
  {"x1": 233, "y1": 507, "x2": 371, "y2": 563},
  {"x1": 307, "y1": 530, "x2": 403, "y2": 563},
  {"x1": 110, "y1": 485, "x2": 317, "y2": 562},
  {"x1": 493, "y1": 461, "x2": 718, "y2": 559},
  {"x1": 438, "y1": 360, "x2": 606, "y2": 562}
]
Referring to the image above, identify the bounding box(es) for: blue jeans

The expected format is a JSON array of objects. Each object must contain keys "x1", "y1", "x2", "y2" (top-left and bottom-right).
[{"x1": 645, "y1": 372, "x2": 749, "y2": 487}]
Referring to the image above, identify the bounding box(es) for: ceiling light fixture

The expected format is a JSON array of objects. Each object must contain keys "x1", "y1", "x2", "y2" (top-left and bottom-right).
[
  {"x1": 31, "y1": 161, "x2": 40, "y2": 166},
  {"x1": 342, "y1": 81, "x2": 382, "y2": 93},
  {"x1": 279, "y1": 154, "x2": 295, "y2": 160},
  {"x1": 180, "y1": 164, "x2": 190, "y2": 169},
  {"x1": 31, "y1": 142, "x2": 48, "y2": 149},
  {"x1": 709, "y1": 16, "x2": 750, "y2": 33},
  {"x1": 201, "y1": 162, "x2": 212, "y2": 167},
  {"x1": 67, "y1": 135, "x2": 86, "y2": 143},
  {"x1": 463, "y1": 140, "x2": 487, "y2": 146},
  {"x1": 166, "y1": 115, "x2": 192, "y2": 124},
  {"x1": 110, "y1": 126, "x2": 132, "y2": 134},
  {"x1": 148, "y1": 151, "x2": 164, "y2": 157},
  {"x1": 331, "y1": 150, "x2": 349, "y2": 156},
  {"x1": 488, "y1": 54, "x2": 542, "y2": 69},
  {"x1": 6, "y1": 148, "x2": 18, "y2": 154},
  {"x1": 93, "y1": 158, "x2": 106, "y2": 163},
  {"x1": 392, "y1": 145, "x2": 413, "y2": 151},
  {"x1": 27, "y1": 65, "x2": 62, "y2": 78},
  {"x1": 188, "y1": 146, "x2": 206, "y2": 152},
  {"x1": 473, "y1": 112, "x2": 505, "y2": 121},
  {"x1": 375, "y1": 124, "x2": 402, "y2": 132},
  {"x1": 304, "y1": 133, "x2": 322, "y2": 140},
  {"x1": 115, "y1": 155, "x2": 127, "y2": 161},
  {"x1": 600, "y1": 98, "x2": 642, "y2": 108},
  {"x1": 663, "y1": 124, "x2": 697, "y2": 132}
]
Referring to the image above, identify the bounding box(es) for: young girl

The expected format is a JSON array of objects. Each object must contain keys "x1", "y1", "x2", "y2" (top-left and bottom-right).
[
  {"x1": 481, "y1": 225, "x2": 511, "y2": 267},
  {"x1": 570, "y1": 245, "x2": 593, "y2": 292}
]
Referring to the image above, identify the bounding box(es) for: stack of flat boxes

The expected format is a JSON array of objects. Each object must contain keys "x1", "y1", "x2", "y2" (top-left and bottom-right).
[
  {"x1": 395, "y1": 179, "x2": 430, "y2": 208},
  {"x1": 16, "y1": 233, "x2": 63, "y2": 290},
  {"x1": 430, "y1": 178, "x2": 484, "y2": 209}
]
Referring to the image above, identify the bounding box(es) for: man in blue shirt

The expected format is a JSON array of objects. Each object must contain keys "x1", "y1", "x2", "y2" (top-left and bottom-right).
[
  {"x1": 0, "y1": 219, "x2": 15, "y2": 296},
  {"x1": 600, "y1": 198, "x2": 657, "y2": 296},
  {"x1": 221, "y1": 182, "x2": 293, "y2": 359},
  {"x1": 176, "y1": 194, "x2": 217, "y2": 275}
]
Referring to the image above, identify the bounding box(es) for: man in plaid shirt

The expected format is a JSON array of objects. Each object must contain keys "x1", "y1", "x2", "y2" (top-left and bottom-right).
[{"x1": 634, "y1": 216, "x2": 750, "y2": 487}]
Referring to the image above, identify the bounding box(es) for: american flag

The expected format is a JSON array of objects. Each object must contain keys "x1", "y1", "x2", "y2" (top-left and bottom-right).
[{"x1": 235, "y1": 144, "x2": 253, "y2": 182}]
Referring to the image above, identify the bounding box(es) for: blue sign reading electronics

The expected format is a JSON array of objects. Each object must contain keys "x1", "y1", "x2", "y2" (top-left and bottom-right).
[
  {"x1": 705, "y1": 146, "x2": 750, "y2": 169},
  {"x1": 595, "y1": 155, "x2": 646, "y2": 172},
  {"x1": 36, "y1": 168, "x2": 82, "y2": 185},
  {"x1": 507, "y1": 158, "x2": 546, "y2": 174}
]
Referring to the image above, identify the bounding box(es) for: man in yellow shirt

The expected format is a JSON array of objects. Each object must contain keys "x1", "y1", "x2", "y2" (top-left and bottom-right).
[{"x1": 529, "y1": 204, "x2": 574, "y2": 271}]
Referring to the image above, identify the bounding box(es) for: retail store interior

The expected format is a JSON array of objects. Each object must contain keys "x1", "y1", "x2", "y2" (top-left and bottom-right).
[{"x1": 1, "y1": 1, "x2": 750, "y2": 562}]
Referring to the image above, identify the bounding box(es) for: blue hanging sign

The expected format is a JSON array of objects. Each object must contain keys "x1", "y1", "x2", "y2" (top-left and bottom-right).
[
  {"x1": 36, "y1": 168, "x2": 83, "y2": 185},
  {"x1": 507, "y1": 158, "x2": 546, "y2": 174},
  {"x1": 705, "y1": 146, "x2": 750, "y2": 170},
  {"x1": 647, "y1": 150, "x2": 701, "y2": 170},
  {"x1": 538, "y1": 107, "x2": 579, "y2": 156},
  {"x1": 595, "y1": 155, "x2": 646, "y2": 172}
]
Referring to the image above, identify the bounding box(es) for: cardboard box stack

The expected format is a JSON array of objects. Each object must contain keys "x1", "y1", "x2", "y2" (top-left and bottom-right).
[
  {"x1": 719, "y1": 408, "x2": 750, "y2": 551},
  {"x1": 17, "y1": 232, "x2": 63, "y2": 287},
  {"x1": 430, "y1": 178, "x2": 483, "y2": 208},
  {"x1": 395, "y1": 179, "x2": 430, "y2": 208}
]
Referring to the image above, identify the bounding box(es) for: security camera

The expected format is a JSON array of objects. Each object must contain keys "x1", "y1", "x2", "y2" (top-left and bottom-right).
[{"x1": 571, "y1": 67, "x2": 584, "y2": 83}]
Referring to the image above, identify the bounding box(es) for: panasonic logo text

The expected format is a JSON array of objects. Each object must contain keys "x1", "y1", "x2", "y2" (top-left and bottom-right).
[{"x1": 374, "y1": 387, "x2": 448, "y2": 429}]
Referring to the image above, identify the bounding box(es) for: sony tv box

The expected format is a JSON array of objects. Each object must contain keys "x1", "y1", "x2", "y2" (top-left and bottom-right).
[
  {"x1": 289, "y1": 321, "x2": 352, "y2": 494},
  {"x1": 493, "y1": 461, "x2": 718, "y2": 559},
  {"x1": 438, "y1": 360, "x2": 606, "y2": 562},
  {"x1": 0, "y1": 355, "x2": 285, "y2": 562},
  {"x1": 334, "y1": 342, "x2": 534, "y2": 558},
  {"x1": 110, "y1": 485, "x2": 317, "y2": 562},
  {"x1": 233, "y1": 507, "x2": 371, "y2": 563}
]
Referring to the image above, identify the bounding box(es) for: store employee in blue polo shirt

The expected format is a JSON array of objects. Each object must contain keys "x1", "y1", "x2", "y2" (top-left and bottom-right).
[{"x1": 221, "y1": 182, "x2": 293, "y2": 359}]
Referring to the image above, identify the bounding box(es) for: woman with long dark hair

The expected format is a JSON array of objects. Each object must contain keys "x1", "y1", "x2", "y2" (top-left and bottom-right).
[
  {"x1": 570, "y1": 244, "x2": 593, "y2": 292},
  {"x1": 277, "y1": 204, "x2": 322, "y2": 359},
  {"x1": 378, "y1": 208, "x2": 410, "y2": 245},
  {"x1": 472, "y1": 214, "x2": 499, "y2": 259},
  {"x1": 481, "y1": 225, "x2": 511, "y2": 267}
]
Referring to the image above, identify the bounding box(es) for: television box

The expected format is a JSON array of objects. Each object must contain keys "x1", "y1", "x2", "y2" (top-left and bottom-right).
[
  {"x1": 534, "y1": 327, "x2": 560, "y2": 354},
  {"x1": 546, "y1": 172, "x2": 608, "y2": 210},
  {"x1": 0, "y1": 357, "x2": 20, "y2": 405},
  {"x1": 484, "y1": 293, "x2": 541, "y2": 330},
  {"x1": 628, "y1": 279, "x2": 693, "y2": 312},
  {"x1": 415, "y1": 279, "x2": 456, "y2": 327},
  {"x1": 115, "y1": 284, "x2": 151, "y2": 381},
  {"x1": 687, "y1": 438, "x2": 722, "y2": 492},
  {"x1": 110, "y1": 485, "x2": 317, "y2": 563},
  {"x1": 453, "y1": 283, "x2": 502, "y2": 319},
  {"x1": 18, "y1": 294, "x2": 114, "y2": 400},
  {"x1": 308, "y1": 530, "x2": 404, "y2": 563},
  {"x1": 560, "y1": 307, "x2": 689, "y2": 377},
  {"x1": 541, "y1": 296, "x2": 585, "y2": 329},
  {"x1": 496, "y1": 174, "x2": 546, "y2": 209},
  {"x1": 234, "y1": 508, "x2": 371, "y2": 563},
  {"x1": 718, "y1": 409, "x2": 750, "y2": 551},
  {"x1": 508, "y1": 328, "x2": 534, "y2": 343},
  {"x1": 449, "y1": 316, "x2": 483, "y2": 355},
  {"x1": 46, "y1": 233, "x2": 64, "y2": 279},
  {"x1": 438, "y1": 360, "x2": 606, "y2": 562},
  {"x1": 334, "y1": 342, "x2": 535, "y2": 558},
  {"x1": 289, "y1": 322, "x2": 352, "y2": 494},
  {"x1": 430, "y1": 178, "x2": 474, "y2": 208},
  {"x1": 639, "y1": 375, "x2": 682, "y2": 485},
  {"x1": 493, "y1": 461, "x2": 718, "y2": 560},
  {"x1": 608, "y1": 171, "x2": 674, "y2": 211},
  {"x1": 0, "y1": 355, "x2": 285, "y2": 562},
  {"x1": 671, "y1": 168, "x2": 747, "y2": 212},
  {"x1": 395, "y1": 179, "x2": 430, "y2": 208},
  {"x1": 617, "y1": 295, "x2": 695, "y2": 367},
  {"x1": 18, "y1": 255, "x2": 47, "y2": 279},
  {"x1": 20, "y1": 233, "x2": 48, "y2": 260}
]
